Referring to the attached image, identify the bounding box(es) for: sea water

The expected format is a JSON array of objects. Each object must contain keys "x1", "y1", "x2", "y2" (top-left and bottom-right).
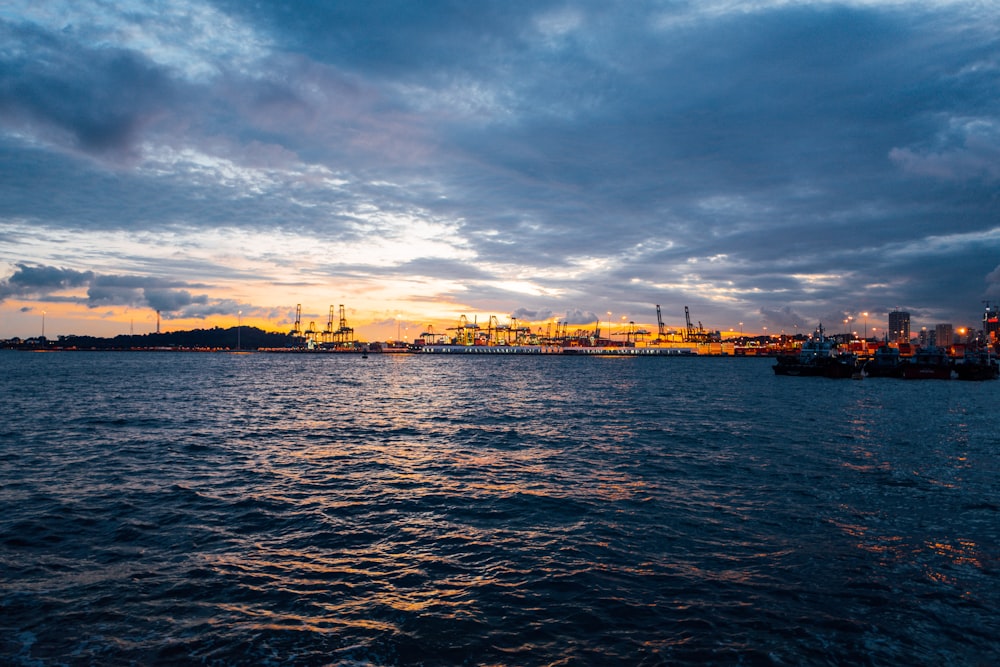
[{"x1": 1, "y1": 350, "x2": 997, "y2": 665}]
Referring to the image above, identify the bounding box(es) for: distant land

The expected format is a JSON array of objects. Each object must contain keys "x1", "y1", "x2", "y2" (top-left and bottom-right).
[{"x1": 1, "y1": 326, "x2": 294, "y2": 351}]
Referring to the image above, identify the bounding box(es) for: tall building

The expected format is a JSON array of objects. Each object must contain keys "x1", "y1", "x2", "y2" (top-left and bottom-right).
[
  {"x1": 985, "y1": 303, "x2": 999, "y2": 342},
  {"x1": 888, "y1": 310, "x2": 910, "y2": 343},
  {"x1": 935, "y1": 323, "x2": 953, "y2": 348}
]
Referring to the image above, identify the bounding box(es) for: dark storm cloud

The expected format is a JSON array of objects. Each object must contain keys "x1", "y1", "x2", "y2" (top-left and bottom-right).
[
  {"x1": 563, "y1": 310, "x2": 600, "y2": 327},
  {"x1": 0, "y1": 263, "x2": 94, "y2": 299},
  {"x1": 0, "y1": 263, "x2": 232, "y2": 318},
  {"x1": 144, "y1": 288, "x2": 207, "y2": 313},
  {"x1": 86, "y1": 285, "x2": 145, "y2": 308},
  {"x1": 511, "y1": 308, "x2": 555, "y2": 323},
  {"x1": 165, "y1": 298, "x2": 241, "y2": 320},
  {"x1": 210, "y1": 0, "x2": 535, "y2": 77},
  {"x1": 0, "y1": 20, "x2": 176, "y2": 158}
]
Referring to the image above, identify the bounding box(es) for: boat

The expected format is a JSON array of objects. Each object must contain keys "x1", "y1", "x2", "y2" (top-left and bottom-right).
[
  {"x1": 901, "y1": 346, "x2": 953, "y2": 380},
  {"x1": 773, "y1": 324, "x2": 859, "y2": 378},
  {"x1": 954, "y1": 349, "x2": 999, "y2": 381},
  {"x1": 863, "y1": 344, "x2": 905, "y2": 378}
]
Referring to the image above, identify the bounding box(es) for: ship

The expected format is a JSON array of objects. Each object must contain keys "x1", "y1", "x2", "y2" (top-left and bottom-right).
[
  {"x1": 901, "y1": 346, "x2": 953, "y2": 380},
  {"x1": 954, "y1": 349, "x2": 999, "y2": 381},
  {"x1": 773, "y1": 324, "x2": 859, "y2": 378},
  {"x1": 862, "y1": 343, "x2": 905, "y2": 378}
]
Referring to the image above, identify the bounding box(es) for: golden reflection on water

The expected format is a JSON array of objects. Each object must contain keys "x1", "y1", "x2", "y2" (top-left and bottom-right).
[
  {"x1": 263, "y1": 434, "x2": 651, "y2": 505},
  {"x1": 830, "y1": 512, "x2": 989, "y2": 599},
  {"x1": 214, "y1": 601, "x2": 398, "y2": 634},
  {"x1": 925, "y1": 539, "x2": 985, "y2": 568}
]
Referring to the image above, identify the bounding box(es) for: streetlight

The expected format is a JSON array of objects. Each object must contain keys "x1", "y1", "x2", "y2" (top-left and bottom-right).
[
  {"x1": 862, "y1": 312, "x2": 868, "y2": 340},
  {"x1": 237, "y1": 310, "x2": 242, "y2": 351}
]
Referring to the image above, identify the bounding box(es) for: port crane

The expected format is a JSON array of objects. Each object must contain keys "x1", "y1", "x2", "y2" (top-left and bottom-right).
[
  {"x1": 487, "y1": 315, "x2": 510, "y2": 345},
  {"x1": 683, "y1": 306, "x2": 719, "y2": 343},
  {"x1": 448, "y1": 314, "x2": 480, "y2": 345},
  {"x1": 684, "y1": 306, "x2": 696, "y2": 342},
  {"x1": 656, "y1": 305, "x2": 667, "y2": 341},
  {"x1": 331, "y1": 304, "x2": 354, "y2": 345},
  {"x1": 623, "y1": 321, "x2": 650, "y2": 343},
  {"x1": 323, "y1": 305, "x2": 335, "y2": 342}
]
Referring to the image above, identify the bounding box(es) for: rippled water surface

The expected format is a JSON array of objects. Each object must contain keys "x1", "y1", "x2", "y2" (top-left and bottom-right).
[{"x1": 1, "y1": 350, "x2": 998, "y2": 665}]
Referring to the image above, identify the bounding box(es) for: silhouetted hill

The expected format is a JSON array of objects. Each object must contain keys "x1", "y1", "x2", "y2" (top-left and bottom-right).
[{"x1": 51, "y1": 326, "x2": 296, "y2": 350}]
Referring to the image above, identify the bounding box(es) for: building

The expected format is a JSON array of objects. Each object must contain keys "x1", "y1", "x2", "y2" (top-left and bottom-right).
[
  {"x1": 935, "y1": 323, "x2": 953, "y2": 348},
  {"x1": 918, "y1": 327, "x2": 933, "y2": 347},
  {"x1": 888, "y1": 310, "x2": 910, "y2": 343},
  {"x1": 985, "y1": 303, "x2": 1000, "y2": 342}
]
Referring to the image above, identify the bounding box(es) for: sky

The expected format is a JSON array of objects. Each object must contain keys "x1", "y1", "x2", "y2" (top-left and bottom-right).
[{"x1": 2, "y1": 0, "x2": 999, "y2": 341}]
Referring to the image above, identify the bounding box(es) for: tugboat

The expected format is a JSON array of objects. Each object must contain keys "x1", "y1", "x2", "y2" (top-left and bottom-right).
[
  {"x1": 773, "y1": 324, "x2": 859, "y2": 378},
  {"x1": 954, "y1": 348, "x2": 999, "y2": 380},
  {"x1": 863, "y1": 343, "x2": 905, "y2": 378},
  {"x1": 901, "y1": 346, "x2": 953, "y2": 379}
]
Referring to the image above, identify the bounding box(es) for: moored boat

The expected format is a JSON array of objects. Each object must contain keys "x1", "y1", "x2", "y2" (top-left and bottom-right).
[
  {"x1": 863, "y1": 344, "x2": 905, "y2": 378},
  {"x1": 901, "y1": 346, "x2": 953, "y2": 380},
  {"x1": 773, "y1": 324, "x2": 859, "y2": 378},
  {"x1": 954, "y1": 349, "x2": 999, "y2": 381}
]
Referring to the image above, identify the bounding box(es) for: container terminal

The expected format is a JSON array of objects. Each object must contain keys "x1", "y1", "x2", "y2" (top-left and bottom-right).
[
  {"x1": 258, "y1": 303, "x2": 1000, "y2": 363},
  {"x1": 7, "y1": 304, "x2": 997, "y2": 364},
  {"x1": 260, "y1": 304, "x2": 723, "y2": 355}
]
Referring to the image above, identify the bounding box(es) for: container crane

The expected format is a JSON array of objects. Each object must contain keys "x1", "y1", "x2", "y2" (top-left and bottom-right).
[
  {"x1": 323, "y1": 305, "x2": 335, "y2": 342},
  {"x1": 333, "y1": 304, "x2": 354, "y2": 345},
  {"x1": 684, "y1": 306, "x2": 717, "y2": 343}
]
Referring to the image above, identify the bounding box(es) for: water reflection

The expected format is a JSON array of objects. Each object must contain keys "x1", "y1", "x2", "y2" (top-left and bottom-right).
[{"x1": 3, "y1": 353, "x2": 998, "y2": 664}]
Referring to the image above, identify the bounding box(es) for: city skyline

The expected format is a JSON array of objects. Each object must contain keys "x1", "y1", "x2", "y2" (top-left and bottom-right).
[{"x1": 2, "y1": 1, "x2": 999, "y2": 340}]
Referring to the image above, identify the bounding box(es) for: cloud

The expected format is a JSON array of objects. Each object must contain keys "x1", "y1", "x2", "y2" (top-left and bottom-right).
[
  {"x1": 562, "y1": 309, "x2": 600, "y2": 326},
  {"x1": 0, "y1": 264, "x2": 94, "y2": 299},
  {"x1": 0, "y1": 264, "x2": 233, "y2": 317},
  {"x1": 759, "y1": 306, "x2": 809, "y2": 331},
  {"x1": 511, "y1": 307, "x2": 555, "y2": 322},
  {"x1": 3, "y1": 1, "x2": 1000, "y2": 337},
  {"x1": 890, "y1": 118, "x2": 1000, "y2": 182},
  {"x1": 0, "y1": 21, "x2": 176, "y2": 159}
]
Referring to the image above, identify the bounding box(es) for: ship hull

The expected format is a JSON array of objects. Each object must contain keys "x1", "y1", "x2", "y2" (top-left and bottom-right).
[{"x1": 901, "y1": 365, "x2": 953, "y2": 380}]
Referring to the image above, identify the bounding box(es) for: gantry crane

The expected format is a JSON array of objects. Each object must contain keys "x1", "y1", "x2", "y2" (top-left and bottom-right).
[
  {"x1": 323, "y1": 305, "x2": 336, "y2": 342},
  {"x1": 333, "y1": 304, "x2": 354, "y2": 345},
  {"x1": 684, "y1": 306, "x2": 696, "y2": 342},
  {"x1": 291, "y1": 304, "x2": 302, "y2": 337},
  {"x1": 683, "y1": 306, "x2": 720, "y2": 343}
]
